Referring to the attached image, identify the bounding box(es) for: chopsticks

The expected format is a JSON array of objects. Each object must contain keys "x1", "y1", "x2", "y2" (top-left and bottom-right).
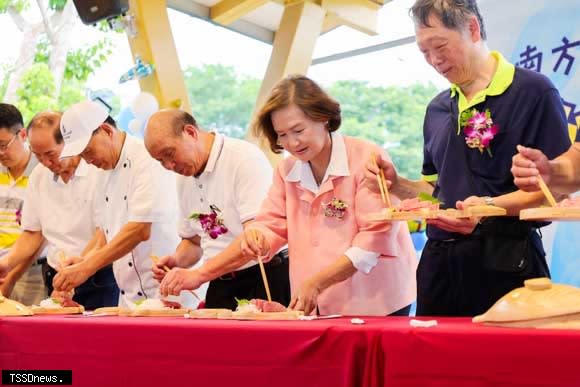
[
  {"x1": 372, "y1": 153, "x2": 391, "y2": 207},
  {"x1": 537, "y1": 175, "x2": 557, "y2": 207},
  {"x1": 251, "y1": 230, "x2": 272, "y2": 302},
  {"x1": 150, "y1": 255, "x2": 201, "y2": 301}
]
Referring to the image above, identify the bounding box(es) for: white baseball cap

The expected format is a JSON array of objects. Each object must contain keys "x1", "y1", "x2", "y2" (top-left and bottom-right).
[{"x1": 60, "y1": 100, "x2": 109, "y2": 159}]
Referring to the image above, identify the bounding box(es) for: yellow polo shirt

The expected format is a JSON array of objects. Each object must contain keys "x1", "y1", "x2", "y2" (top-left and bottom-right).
[{"x1": 0, "y1": 153, "x2": 38, "y2": 255}]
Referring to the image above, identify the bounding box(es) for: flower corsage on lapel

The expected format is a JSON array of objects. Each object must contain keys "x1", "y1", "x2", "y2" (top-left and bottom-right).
[
  {"x1": 189, "y1": 204, "x2": 228, "y2": 239},
  {"x1": 322, "y1": 198, "x2": 348, "y2": 219},
  {"x1": 461, "y1": 108, "x2": 499, "y2": 157}
]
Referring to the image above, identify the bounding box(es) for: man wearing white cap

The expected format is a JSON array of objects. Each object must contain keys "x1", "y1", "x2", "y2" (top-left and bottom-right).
[
  {"x1": 0, "y1": 111, "x2": 119, "y2": 309},
  {"x1": 52, "y1": 100, "x2": 182, "y2": 307}
]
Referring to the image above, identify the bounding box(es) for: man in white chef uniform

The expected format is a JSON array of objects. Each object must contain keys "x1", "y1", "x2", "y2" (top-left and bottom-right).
[
  {"x1": 0, "y1": 111, "x2": 119, "y2": 309},
  {"x1": 52, "y1": 100, "x2": 183, "y2": 307}
]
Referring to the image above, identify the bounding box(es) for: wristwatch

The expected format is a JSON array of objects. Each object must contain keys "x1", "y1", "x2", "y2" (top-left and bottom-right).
[{"x1": 483, "y1": 196, "x2": 495, "y2": 206}]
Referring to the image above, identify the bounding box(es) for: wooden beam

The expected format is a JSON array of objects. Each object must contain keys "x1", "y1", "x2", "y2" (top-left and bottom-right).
[
  {"x1": 246, "y1": 1, "x2": 326, "y2": 165},
  {"x1": 211, "y1": 0, "x2": 269, "y2": 25},
  {"x1": 127, "y1": 0, "x2": 191, "y2": 112},
  {"x1": 320, "y1": 0, "x2": 381, "y2": 35},
  {"x1": 321, "y1": 12, "x2": 342, "y2": 34}
]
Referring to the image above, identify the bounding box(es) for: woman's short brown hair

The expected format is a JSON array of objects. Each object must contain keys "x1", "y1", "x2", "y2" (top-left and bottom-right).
[{"x1": 253, "y1": 75, "x2": 341, "y2": 154}]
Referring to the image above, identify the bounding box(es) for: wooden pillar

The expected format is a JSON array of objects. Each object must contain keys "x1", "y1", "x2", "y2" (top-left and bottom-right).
[
  {"x1": 247, "y1": 1, "x2": 326, "y2": 165},
  {"x1": 127, "y1": 0, "x2": 191, "y2": 112}
]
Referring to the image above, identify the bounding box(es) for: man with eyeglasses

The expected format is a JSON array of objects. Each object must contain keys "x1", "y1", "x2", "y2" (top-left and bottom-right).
[
  {"x1": 51, "y1": 100, "x2": 188, "y2": 308},
  {"x1": 0, "y1": 111, "x2": 119, "y2": 309},
  {"x1": 0, "y1": 103, "x2": 46, "y2": 305}
]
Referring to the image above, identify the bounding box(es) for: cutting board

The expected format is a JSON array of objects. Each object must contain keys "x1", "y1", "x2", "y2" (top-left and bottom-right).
[
  {"x1": 0, "y1": 294, "x2": 33, "y2": 316},
  {"x1": 187, "y1": 308, "x2": 233, "y2": 319},
  {"x1": 370, "y1": 205, "x2": 506, "y2": 222},
  {"x1": 31, "y1": 306, "x2": 84, "y2": 315},
  {"x1": 92, "y1": 306, "x2": 121, "y2": 316},
  {"x1": 123, "y1": 308, "x2": 189, "y2": 317},
  {"x1": 220, "y1": 310, "x2": 304, "y2": 321},
  {"x1": 520, "y1": 207, "x2": 580, "y2": 221}
]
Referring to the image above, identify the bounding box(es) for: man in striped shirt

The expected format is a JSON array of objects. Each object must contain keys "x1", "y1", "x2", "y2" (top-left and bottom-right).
[{"x1": 0, "y1": 104, "x2": 45, "y2": 305}]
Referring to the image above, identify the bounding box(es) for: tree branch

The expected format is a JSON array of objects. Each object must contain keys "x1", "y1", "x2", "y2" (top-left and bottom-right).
[
  {"x1": 7, "y1": 6, "x2": 28, "y2": 32},
  {"x1": 36, "y1": 0, "x2": 57, "y2": 44}
]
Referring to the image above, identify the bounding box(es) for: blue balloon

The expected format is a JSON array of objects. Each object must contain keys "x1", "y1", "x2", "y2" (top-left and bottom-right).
[
  {"x1": 116, "y1": 106, "x2": 135, "y2": 133},
  {"x1": 550, "y1": 222, "x2": 580, "y2": 287},
  {"x1": 410, "y1": 231, "x2": 427, "y2": 252}
]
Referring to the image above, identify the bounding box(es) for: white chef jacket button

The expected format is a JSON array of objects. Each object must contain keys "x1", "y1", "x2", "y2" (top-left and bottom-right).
[
  {"x1": 105, "y1": 229, "x2": 109, "y2": 234},
  {"x1": 137, "y1": 292, "x2": 143, "y2": 297},
  {"x1": 124, "y1": 195, "x2": 127, "y2": 201},
  {"x1": 123, "y1": 163, "x2": 127, "y2": 168},
  {"x1": 105, "y1": 196, "x2": 108, "y2": 202},
  {"x1": 120, "y1": 290, "x2": 125, "y2": 295},
  {"x1": 198, "y1": 184, "x2": 203, "y2": 189},
  {"x1": 128, "y1": 261, "x2": 133, "y2": 267},
  {"x1": 200, "y1": 198, "x2": 204, "y2": 202}
]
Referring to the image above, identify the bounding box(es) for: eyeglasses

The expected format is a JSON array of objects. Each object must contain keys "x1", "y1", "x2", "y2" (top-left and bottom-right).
[{"x1": 0, "y1": 134, "x2": 18, "y2": 152}]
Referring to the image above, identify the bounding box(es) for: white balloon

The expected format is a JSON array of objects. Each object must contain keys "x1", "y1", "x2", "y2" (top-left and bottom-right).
[
  {"x1": 130, "y1": 92, "x2": 159, "y2": 121},
  {"x1": 128, "y1": 118, "x2": 144, "y2": 135}
]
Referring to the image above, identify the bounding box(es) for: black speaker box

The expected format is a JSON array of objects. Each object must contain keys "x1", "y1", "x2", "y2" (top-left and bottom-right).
[{"x1": 72, "y1": 0, "x2": 129, "y2": 25}]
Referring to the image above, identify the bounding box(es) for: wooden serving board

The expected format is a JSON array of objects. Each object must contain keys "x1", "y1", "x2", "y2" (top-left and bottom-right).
[
  {"x1": 369, "y1": 205, "x2": 506, "y2": 222},
  {"x1": 123, "y1": 308, "x2": 189, "y2": 317},
  {"x1": 92, "y1": 307, "x2": 121, "y2": 316},
  {"x1": 187, "y1": 308, "x2": 233, "y2": 319},
  {"x1": 220, "y1": 310, "x2": 304, "y2": 321},
  {"x1": 0, "y1": 295, "x2": 33, "y2": 316},
  {"x1": 31, "y1": 306, "x2": 84, "y2": 315},
  {"x1": 520, "y1": 207, "x2": 580, "y2": 221}
]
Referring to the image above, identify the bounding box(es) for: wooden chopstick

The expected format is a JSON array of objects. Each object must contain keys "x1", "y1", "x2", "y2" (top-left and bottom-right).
[
  {"x1": 537, "y1": 175, "x2": 557, "y2": 207},
  {"x1": 251, "y1": 230, "x2": 272, "y2": 302},
  {"x1": 372, "y1": 153, "x2": 391, "y2": 207},
  {"x1": 150, "y1": 255, "x2": 201, "y2": 301}
]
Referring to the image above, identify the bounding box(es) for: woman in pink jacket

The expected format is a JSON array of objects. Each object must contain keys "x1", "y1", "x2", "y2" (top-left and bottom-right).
[{"x1": 242, "y1": 75, "x2": 417, "y2": 316}]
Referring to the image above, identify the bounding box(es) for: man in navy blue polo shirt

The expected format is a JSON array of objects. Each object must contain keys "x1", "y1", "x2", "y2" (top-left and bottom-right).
[
  {"x1": 512, "y1": 140, "x2": 580, "y2": 194},
  {"x1": 367, "y1": 0, "x2": 571, "y2": 316}
]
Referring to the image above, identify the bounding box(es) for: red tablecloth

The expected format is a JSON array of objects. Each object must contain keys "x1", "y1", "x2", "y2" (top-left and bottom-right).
[{"x1": 1, "y1": 315, "x2": 579, "y2": 387}]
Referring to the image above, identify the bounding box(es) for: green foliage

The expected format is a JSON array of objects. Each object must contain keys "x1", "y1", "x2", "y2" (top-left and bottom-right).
[
  {"x1": 183, "y1": 64, "x2": 439, "y2": 180},
  {"x1": 15, "y1": 63, "x2": 58, "y2": 123},
  {"x1": 48, "y1": 0, "x2": 66, "y2": 11},
  {"x1": 58, "y1": 78, "x2": 86, "y2": 109},
  {"x1": 5, "y1": 0, "x2": 119, "y2": 124},
  {"x1": 0, "y1": 0, "x2": 28, "y2": 13},
  {"x1": 34, "y1": 36, "x2": 113, "y2": 82},
  {"x1": 13, "y1": 64, "x2": 95, "y2": 124},
  {"x1": 329, "y1": 81, "x2": 438, "y2": 180},
  {"x1": 184, "y1": 64, "x2": 260, "y2": 139},
  {"x1": 64, "y1": 38, "x2": 113, "y2": 82}
]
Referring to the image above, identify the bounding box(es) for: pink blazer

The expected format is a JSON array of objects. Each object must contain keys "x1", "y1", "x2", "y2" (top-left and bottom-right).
[{"x1": 254, "y1": 135, "x2": 417, "y2": 315}]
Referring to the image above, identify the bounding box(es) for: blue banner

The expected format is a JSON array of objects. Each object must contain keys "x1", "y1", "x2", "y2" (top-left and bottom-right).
[{"x1": 481, "y1": 0, "x2": 580, "y2": 285}]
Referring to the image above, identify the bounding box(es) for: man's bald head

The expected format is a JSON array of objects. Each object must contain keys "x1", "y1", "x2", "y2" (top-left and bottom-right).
[
  {"x1": 27, "y1": 111, "x2": 63, "y2": 144},
  {"x1": 146, "y1": 109, "x2": 198, "y2": 143}
]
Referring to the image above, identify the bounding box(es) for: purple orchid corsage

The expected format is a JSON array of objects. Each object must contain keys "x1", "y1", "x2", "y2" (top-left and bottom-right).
[
  {"x1": 322, "y1": 198, "x2": 348, "y2": 219},
  {"x1": 15, "y1": 208, "x2": 21, "y2": 226},
  {"x1": 462, "y1": 108, "x2": 499, "y2": 157},
  {"x1": 189, "y1": 204, "x2": 228, "y2": 239}
]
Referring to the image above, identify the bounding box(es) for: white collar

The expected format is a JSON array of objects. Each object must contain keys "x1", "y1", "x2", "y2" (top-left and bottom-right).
[
  {"x1": 202, "y1": 133, "x2": 224, "y2": 175},
  {"x1": 54, "y1": 158, "x2": 90, "y2": 185},
  {"x1": 285, "y1": 132, "x2": 349, "y2": 192}
]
